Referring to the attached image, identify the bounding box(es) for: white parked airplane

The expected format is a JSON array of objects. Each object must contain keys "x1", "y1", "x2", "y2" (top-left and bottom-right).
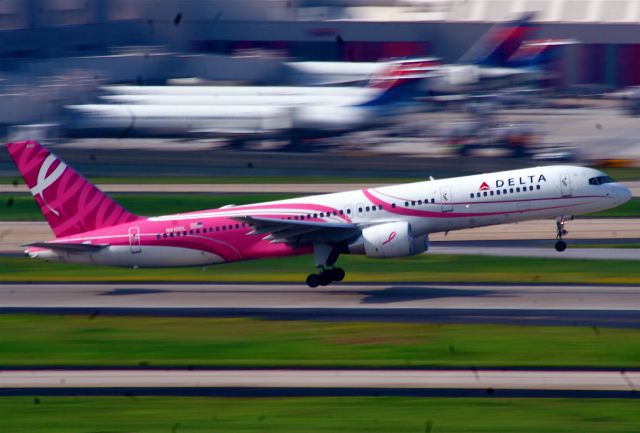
[
  {"x1": 7, "y1": 140, "x2": 631, "y2": 287},
  {"x1": 67, "y1": 64, "x2": 427, "y2": 140}
]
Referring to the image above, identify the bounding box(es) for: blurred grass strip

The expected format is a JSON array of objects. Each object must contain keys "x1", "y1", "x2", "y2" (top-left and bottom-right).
[
  {"x1": 1, "y1": 315, "x2": 639, "y2": 367},
  {"x1": 1, "y1": 193, "x2": 295, "y2": 220},
  {"x1": 1, "y1": 397, "x2": 640, "y2": 433},
  {"x1": 1, "y1": 193, "x2": 638, "y2": 220},
  {"x1": 2, "y1": 255, "x2": 640, "y2": 284}
]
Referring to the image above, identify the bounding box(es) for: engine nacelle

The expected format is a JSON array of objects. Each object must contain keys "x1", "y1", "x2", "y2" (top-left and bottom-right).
[{"x1": 358, "y1": 222, "x2": 429, "y2": 259}]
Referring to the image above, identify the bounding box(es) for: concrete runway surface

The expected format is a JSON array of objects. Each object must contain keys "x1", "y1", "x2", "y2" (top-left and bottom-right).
[
  {"x1": 1, "y1": 369, "x2": 639, "y2": 392},
  {"x1": 2, "y1": 219, "x2": 639, "y2": 253},
  {"x1": 2, "y1": 282, "x2": 640, "y2": 328}
]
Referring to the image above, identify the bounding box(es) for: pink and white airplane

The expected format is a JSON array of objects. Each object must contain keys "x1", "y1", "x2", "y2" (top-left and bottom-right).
[{"x1": 7, "y1": 140, "x2": 631, "y2": 287}]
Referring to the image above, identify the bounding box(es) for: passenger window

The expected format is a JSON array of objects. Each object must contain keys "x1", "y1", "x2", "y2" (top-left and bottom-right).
[
  {"x1": 156, "y1": 234, "x2": 161, "y2": 240},
  {"x1": 196, "y1": 229, "x2": 200, "y2": 234},
  {"x1": 503, "y1": 189, "x2": 507, "y2": 194},
  {"x1": 431, "y1": 198, "x2": 435, "y2": 204},
  {"x1": 490, "y1": 191, "x2": 494, "y2": 196},
  {"x1": 529, "y1": 186, "x2": 533, "y2": 191},
  {"x1": 470, "y1": 193, "x2": 474, "y2": 198},
  {"x1": 236, "y1": 224, "x2": 239, "y2": 229},
  {"x1": 339, "y1": 210, "x2": 344, "y2": 215},
  {"x1": 222, "y1": 226, "x2": 226, "y2": 231},
  {"x1": 483, "y1": 191, "x2": 488, "y2": 197},
  {"x1": 358, "y1": 207, "x2": 363, "y2": 213},
  {"x1": 405, "y1": 201, "x2": 409, "y2": 207},
  {"x1": 189, "y1": 230, "x2": 193, "y2": 235},
  {"x1": 170, "y1": 232, "x2": 174, "y2": 237},
  {"x1": 496, "y1": 190, "x2": 500, "y2": 195},
  {"x1": 392, "y1": 203, "x2": 396, "y2": 208},
  {"x1": 509, "y1": 188, "x2": 514, "y2": 193},
  {"x1": 183, "y1": 231, "x2": 187, "y2": 236},
  {"x1": 347, "y1": 209, "x2": 351, "y2": 214},
  {"x1": 411, "y1": 201, "x2": 416, "y2": 206},
  {"x1": 516, "y1": 188, "x2": 520, "y2": 192},
  {"x1": 366, "y1": 206, "x2": 370, "y2": 212},
  {"x1": 536, "y1": 185, "x2": 541, "y2": 190}
]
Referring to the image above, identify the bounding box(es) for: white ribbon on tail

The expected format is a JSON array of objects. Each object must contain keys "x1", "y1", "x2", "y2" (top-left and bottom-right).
[{"x1": 30, "y1": 154, "x2": 67, "y2": 217}]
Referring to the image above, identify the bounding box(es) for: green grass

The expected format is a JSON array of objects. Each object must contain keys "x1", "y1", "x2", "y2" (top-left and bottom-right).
[
  {"x1": 2, "y1": 254, "x2": 640, "y2": 284},
  {"x1": 1, "y1": 193, "x2": 296, "y2": 220},
  {"x1": 596, "y1": 166, "x2": 640, "y2": 181},
  {"x1": 1, "y1": 193, "x2": 638, "y2": 221},
  {"x1": 1, "y1": 397, "x2": 639, "y2": 433},
  {"x1": 1, "y1": 315, "x2": 640, "y2": 368},
  {"x1": 582, "y1": 198, "x2": 640, "y2": 218}
]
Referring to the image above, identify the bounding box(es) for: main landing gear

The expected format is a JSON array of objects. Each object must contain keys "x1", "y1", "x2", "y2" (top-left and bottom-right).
[
  {"x1": 306, "y1": 243, "x2": 346, "y2": 288},
  {"x1": 554, "y1": 216, "x2": 572, "y2": 252}
]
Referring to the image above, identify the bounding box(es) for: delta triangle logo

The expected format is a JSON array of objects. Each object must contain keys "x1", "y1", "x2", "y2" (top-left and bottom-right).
[{"x1": 479, "y1": 181, "x2": 491, "y2": 191}]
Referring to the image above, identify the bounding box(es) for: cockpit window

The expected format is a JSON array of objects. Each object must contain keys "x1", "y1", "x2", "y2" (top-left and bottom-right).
[{"x1": 588, "y1": 176, "x2": 615, "y2": 185}]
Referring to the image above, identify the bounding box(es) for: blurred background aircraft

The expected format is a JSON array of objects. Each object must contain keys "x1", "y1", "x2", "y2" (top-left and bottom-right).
[{"x1": 0, "y1": 0, "x2": 637, "y2": 162}]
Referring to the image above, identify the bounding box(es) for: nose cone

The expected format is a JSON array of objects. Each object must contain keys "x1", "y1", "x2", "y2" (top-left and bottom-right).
[{"x1": 617, "y1": 184, "x2": 632, "y2": 204}]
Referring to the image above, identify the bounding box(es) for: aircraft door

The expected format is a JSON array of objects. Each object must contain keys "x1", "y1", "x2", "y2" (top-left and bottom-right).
[
  {"x1": 440, "y1": 186, "x2": 453, "y2": 212},
  {"x1": 128, "y1": 226, "x2": 141, "y2": 254},
  {"x1": 560, "y1": 174, "x2": 572, "y2": 197}
]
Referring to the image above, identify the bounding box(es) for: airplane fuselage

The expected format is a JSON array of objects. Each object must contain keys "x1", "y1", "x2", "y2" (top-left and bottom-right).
[{"x1": 28, "y1": 165, "x2": 630, "y2": 267}]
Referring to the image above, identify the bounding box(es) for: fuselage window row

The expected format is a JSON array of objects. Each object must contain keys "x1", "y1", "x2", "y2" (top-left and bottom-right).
[{"x1": 470, "y1": 184, "x2": 542, "y2": 199}]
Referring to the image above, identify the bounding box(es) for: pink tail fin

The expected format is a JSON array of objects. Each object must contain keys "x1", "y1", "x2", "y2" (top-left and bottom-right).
[{"x1": 6, "y1": 140, "x2": 140, "y2": 238}]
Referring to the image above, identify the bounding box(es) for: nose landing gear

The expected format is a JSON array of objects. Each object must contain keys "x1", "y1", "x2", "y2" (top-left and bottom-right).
[{"x1": 554, "y1": 216, "x2": 572, "y2": 252}]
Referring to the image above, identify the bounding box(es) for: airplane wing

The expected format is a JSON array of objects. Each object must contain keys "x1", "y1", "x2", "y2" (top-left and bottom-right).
[
  {"x1": 233, "y1": 216, "x2": 360, "y2": 246},
  {"x1": 23, "y1": 242, "x2": 109, "y2": 252}
]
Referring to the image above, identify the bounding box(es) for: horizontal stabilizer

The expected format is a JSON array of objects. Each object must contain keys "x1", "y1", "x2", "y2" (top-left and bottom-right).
[{"x1": 24, "y1": 242, "x2": 108, "y2": 252}]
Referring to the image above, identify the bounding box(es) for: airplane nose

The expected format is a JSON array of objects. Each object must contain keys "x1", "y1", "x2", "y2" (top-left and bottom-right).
[{"x1": 617, "y1": 184, "x2": 632, "y2": 204}]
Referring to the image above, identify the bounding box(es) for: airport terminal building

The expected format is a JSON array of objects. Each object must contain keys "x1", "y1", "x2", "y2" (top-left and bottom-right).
[{"x1": 2, "y1": 0, "x2": 640, "y2": 87}]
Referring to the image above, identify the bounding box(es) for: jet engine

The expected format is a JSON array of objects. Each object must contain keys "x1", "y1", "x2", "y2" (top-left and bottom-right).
[{"x1": 350, "y1": 221, "x2": 428, "y2": 259}]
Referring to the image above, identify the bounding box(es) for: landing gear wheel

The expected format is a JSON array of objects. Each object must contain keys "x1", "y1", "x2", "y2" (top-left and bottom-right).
[
  {"x1": 318, "y1": 272, "x2": 333, "y2": 286},
  {"x1": 554, "y1": 240, "x2": 567, "y2": 252},
  {"x1": 332, "y1": 267, "x2": 345, "y2": 282},
  {"x1": 306, "y1": 274, "x2": 320, "y2": 288}
]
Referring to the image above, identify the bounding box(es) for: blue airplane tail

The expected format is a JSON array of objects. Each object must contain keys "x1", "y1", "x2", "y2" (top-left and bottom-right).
[
  {"x1": 458, "y1": 12, "x2": 537, "y2": 67},
  {"x1": 358, "y1": 61, "x2": 431, "y2": 107}
]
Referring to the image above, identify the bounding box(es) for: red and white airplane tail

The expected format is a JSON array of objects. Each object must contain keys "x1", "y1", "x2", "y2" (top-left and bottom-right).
[{"x1": 6, "y1": 140, "x2": 140, "y2": 238}]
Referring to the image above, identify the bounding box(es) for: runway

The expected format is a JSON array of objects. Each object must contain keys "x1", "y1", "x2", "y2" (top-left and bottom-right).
[
  {"x1": 1, "y1": 369, "x2": 639, "y2": 393},
  {"x1": 2, "y1": 282, "x2": 640, "y2": 327}
]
